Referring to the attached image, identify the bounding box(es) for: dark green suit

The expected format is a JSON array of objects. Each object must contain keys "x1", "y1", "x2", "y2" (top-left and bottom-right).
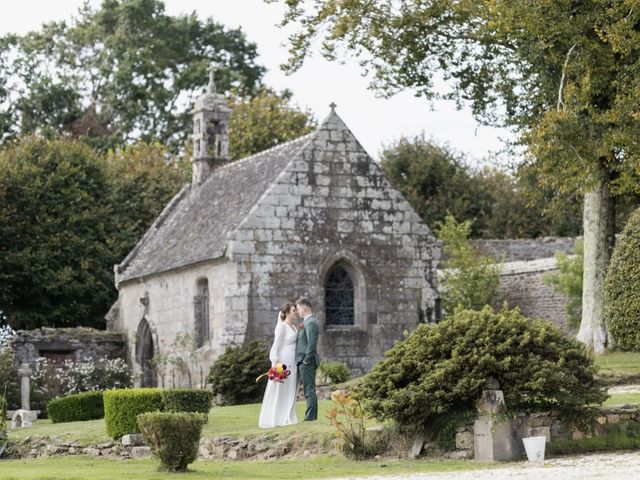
[{"x1": 295, "y1": 315, "x2": 320, "y2": 421}]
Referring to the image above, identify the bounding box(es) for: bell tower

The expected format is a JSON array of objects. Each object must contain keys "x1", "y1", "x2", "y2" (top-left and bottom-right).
[{"x1": 191, "y1": 65, "x2": 231, "y2": 184}]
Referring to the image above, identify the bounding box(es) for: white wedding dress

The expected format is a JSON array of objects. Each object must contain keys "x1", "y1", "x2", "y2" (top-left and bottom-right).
[{"x1": 258, "y1": 320, "x2": 299, "y2": 428}]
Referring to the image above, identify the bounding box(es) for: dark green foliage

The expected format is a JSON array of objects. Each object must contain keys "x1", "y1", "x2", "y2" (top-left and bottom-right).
[
  {"x1": 604, "y1": 208, "x2": 640, "y2": 350},
  {"x1": 137, "y1": 412, "x2": 206, "y2": 472},
  {"x1": 208, "y1": 341, "x2": 270, "y2": 405},
  {"x1": 104, "y1": 388, "x2": 163, "y2": 439},
  {"x1": 318, "y1": 362, "x2": 350, "y2": 384},
  {"x1": 47, "y1": 391, "x2": 104, "y2": 423},
  {"x1": 0, "y1": 137, "x2": 113, "y2": 329},
  {"x1": 0, "y1": 137, "x2": 185, "y2": 330},
  {"x1": 360, "y1": 305, "x2": 608, "y2": 433},
  {"x1": 161, "y1": 389, "x2": 213, "y2": 415}
]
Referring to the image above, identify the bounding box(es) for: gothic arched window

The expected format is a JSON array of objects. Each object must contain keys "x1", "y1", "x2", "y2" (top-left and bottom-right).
[
  {"x1": 324, "y1": 264, "x2": 355, "y2": 326},
  {"x1": 135, "y1": 317, "x2": 157, "y2": 387},
  {"x1": 194, "y1": 278, "x2": 210, "y2": 347}
]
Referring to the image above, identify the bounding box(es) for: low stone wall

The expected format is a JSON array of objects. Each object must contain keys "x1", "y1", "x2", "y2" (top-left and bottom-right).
[
  {"x1": 495, "y1": 257, "x2": 572, "y2": 332},
  {"x1": 452, "y1": 405, "x2": 640, "y2": 459},
  {"x1": 469, "y1": 237, "x2": 577, "y2": 262},
  {"x1": 12, "y1": 327, "x2": 126, "y2": 366}
]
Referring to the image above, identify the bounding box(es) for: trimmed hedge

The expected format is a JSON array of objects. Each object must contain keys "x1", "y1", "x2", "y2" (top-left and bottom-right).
[
  {"x1": 604, "y1": 208, "x2": 640, "y2": 350},
  {"x1": 138, "y1": 412, "x2": 206, "y2": 472},
  {"x1": 104, "y1": 388, "x2": 163, "y2": 439},
  {"x1": 47, "y1": 391, "x2": 104, "y2": 423},
  {"x1": 161, "y1": 388, "x2": 212, "y2": 415}
]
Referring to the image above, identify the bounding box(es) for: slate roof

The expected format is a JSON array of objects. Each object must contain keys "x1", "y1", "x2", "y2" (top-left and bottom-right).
[{"x1": 116, "y1": 133, "x2": 313, "y2": 284}]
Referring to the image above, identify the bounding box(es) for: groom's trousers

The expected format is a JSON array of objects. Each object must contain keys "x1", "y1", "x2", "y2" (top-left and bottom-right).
[{"x1": 299, "y1": 362, "x2": 318, "y2": 421}]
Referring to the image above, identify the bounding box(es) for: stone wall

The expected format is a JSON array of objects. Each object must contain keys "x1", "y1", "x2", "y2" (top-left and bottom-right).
[
  {"x1": 453, "y1": 405, "x2": 640, "y2": 459},
  {"x1": 469, "y1": 237, "x2": 577, "y2": 262},
  {"x1": 11, "y1": 328, "x2": 126, "y2": 366},
  {"x1": 495, "y1": 258, "x2": 573, "y2": 331},
  {"x1": 115, "y1": 258, "x2": 244, "y2": 387},
  {"x1": 228, "y1": 113, "x2": 440, "y2": 374}
]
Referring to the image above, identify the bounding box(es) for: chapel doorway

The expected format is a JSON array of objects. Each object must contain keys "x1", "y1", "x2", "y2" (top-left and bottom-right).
[{"x1": 136, "y1": 317, "x2": 157, "y2": 387}]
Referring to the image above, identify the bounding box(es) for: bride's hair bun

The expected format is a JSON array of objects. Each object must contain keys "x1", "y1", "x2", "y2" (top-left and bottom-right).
[{"x1": 279, "y1": 302, "x2": 295, "y2": 321}]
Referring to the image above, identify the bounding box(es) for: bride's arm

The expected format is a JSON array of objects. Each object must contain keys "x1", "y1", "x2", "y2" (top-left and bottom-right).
[{"x1": 268, "y1": 322, "x2": 285, "y2": 366}]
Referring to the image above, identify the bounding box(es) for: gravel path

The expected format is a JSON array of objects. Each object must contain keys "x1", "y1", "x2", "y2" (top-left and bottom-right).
[
  {"x1": 608, "y1": 384, "x2": 640, "y2": 395},
  {"x1": 332, "y1": 452, "x2": 640, "y2": 480}
]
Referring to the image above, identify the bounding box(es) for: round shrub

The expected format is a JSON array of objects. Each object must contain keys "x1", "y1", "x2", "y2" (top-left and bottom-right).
[
  {"x1": 208, "y1": 340, "x2": 270, "y2": 405},
  {"x1": 605, "y1": 208, "x2": 640, "y2": 350},
  {"x1": 360, "y1": 305, "x2": 607, "y2": 432},
  {"x1": 318, "y1": 361, "x2": 350, "y2": 384},
  {"x1": 104, "y1": 388, "x2": 163, "y2": 439},
  {"x1": 48, "y1": 391, "x2": 104, "y2": 423},
  {"x1": 161, "y1": 388, "x2": 213, "y2": 415},
  {"x1": 137, "y1": 412, "x2": 206, "y2": 472}
]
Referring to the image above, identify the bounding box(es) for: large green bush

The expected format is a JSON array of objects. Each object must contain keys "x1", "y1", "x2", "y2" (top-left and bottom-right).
[
  {"x1": 208, "y1": 340, "x2": 270, "y2": 405},
  {"x1": 137, "y1": 412, "x2": 206, "y2": 472},
  {"x1": 161, "y1": 389, "x2": 212, "y2": 415},
  {"x1": 604, "y1": 208, "x2": 640, "y2": 350},
  {"x1": 360, "y1": 305, "x2": 607, "y2": 432},
  {"x1": 48, "y1": 391, "x2": 104, "y2": 423},
  {"x1": 104, "y1": 388, "x2": 163, "y2": 439}
]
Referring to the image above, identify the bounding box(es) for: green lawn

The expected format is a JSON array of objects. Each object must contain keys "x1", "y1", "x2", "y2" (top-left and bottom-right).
[
  {"x1": 8, "y1": 400, "x2": 344, "y2": 445},
  {"x1": 594, "y1": 351, "x2": 640, "y2": 382},
  {"x1": 603, "y1": 392, "x2": 640, "y2": 407},
  {"x1": 0, "y1": 456, "x2": 495, "y2": 480}
]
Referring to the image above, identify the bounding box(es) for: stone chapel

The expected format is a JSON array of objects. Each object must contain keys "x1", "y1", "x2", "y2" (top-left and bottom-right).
[{"x1": 106, "y1": 73, "x2": 441, "y2": 387}]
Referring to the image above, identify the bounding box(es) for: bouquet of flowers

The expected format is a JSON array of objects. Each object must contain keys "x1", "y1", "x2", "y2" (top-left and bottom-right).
[{"x1": 256, "y1": 363, "x2": 291, "y2": 383}]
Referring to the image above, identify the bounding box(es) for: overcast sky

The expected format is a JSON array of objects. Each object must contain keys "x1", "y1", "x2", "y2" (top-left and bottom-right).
[{"x1": 0, "y1": 0, "x2": 513, "y2": 163}]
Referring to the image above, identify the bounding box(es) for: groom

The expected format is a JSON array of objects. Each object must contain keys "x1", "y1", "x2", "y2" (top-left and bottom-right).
[{"x1": 294, "y1": 297, "x2": 320, "y2": 421}]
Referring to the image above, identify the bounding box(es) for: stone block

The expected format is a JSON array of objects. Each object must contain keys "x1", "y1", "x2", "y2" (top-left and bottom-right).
[
  {"x1": 11, "y1": 409, "x2": 37, "y2": 428},
  {"x1": 121, "y1": 434, "x2": 145, "y2": 447},
  {"x1": 474, "y1": 415, "x2": 526, "y2": 462},
  {"x1": 130, "y1": 446, "x2": 152, "y2": 458},
  {"x1": 607, "y1": 414, "x2": 620, "y2": 424},
  {"x1": 475, "y1": 390, "x2": 506, "y2": 415},
  {"x1": 526, "y1": 426, "x2": 551, "y2": 442},
  {"x1": 455, "y1": 430, "x2": 474, "y2": 450}
]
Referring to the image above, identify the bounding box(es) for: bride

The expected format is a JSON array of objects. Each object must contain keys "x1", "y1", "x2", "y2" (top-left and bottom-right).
[{"x1": 258, "y1": 302, "x2": 299, "y2": 428}]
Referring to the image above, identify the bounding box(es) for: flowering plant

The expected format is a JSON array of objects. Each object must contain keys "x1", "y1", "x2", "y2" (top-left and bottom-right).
[{"x1": 256, "y1": 363, "x2": 291, "y2": 383}]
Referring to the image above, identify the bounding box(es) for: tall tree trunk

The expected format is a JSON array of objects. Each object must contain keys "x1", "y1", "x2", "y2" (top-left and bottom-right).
[{"x1": 577, "y1": 162, "x2": 615, "y2": 354}]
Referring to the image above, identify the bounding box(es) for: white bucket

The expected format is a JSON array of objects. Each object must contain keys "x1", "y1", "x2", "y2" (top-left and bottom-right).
[{"x1": 522, "y1": 436, "x2": 546, "y2": 463}]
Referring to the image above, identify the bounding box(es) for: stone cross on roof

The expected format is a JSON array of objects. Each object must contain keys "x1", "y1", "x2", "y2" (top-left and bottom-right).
[
  {"x1": 208, "y1": 63, "x2": 216, "y2": 93},
  {"x1": 329, "y1": 101, "x2": 337, "y2": 111}
]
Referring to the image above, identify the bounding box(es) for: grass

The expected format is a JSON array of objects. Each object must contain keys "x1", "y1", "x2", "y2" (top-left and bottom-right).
[
  {"x1": 0, "y1": 456, "x2": 495, "y2": 480},
  {"x1": 8, "y1": 400, "x2": 345, "y2": 445},
  {"x1": 594, "y1": 351, "x2": 640, "y2": 383},
  {"x1": 603, "y1": 392, "x2": 640, "y2": 407}
]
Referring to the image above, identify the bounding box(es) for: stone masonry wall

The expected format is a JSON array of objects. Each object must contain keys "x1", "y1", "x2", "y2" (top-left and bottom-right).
[
  {"x1": 469, "y1": 237, "x2": 577, "y2": 262},
  {"x1": 12, "y1": 328, "x2": 126, "y2": 366},
  {"x1": 495, "y1": 257, "x2": 573, "y2": 331},
  {"x1": 228, "y1": 112, "x2": 440, "y2": 374}
]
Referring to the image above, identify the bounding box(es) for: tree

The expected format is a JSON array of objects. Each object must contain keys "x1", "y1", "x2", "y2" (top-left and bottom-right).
[
  {"x1": 0, "y1": 137, "x2": 185, "y2": 330},
  {"x1": 274, "y1": 1, "x2": 640, "y2": 353},
  {"x1": 380, "y1": 135, "x2": 492, "y2": 237},
  {"x1": 0, "y1": 137, "x2": 114, "y2": 329},
  {"x1": 0, "y1": 0, "x2": 265, "y2": 151},
  {"x1": 436, "y1": 214, "x2": 500, "y2": 314},
  {"x1": 228, "y1": 88, "x2": 316, "y2": 160}
]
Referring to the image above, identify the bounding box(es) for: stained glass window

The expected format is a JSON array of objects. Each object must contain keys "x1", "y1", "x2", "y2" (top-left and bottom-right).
[{"x1": 325, "y1": 265, "x2": 355, "y2": 326}]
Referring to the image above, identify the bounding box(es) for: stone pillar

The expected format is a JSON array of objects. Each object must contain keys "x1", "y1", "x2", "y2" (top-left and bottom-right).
[
  {"x1": 18, "y1": 363, "x2": 30, "y2": 411},
  {"x1": 473, "y1": 378, "x2": 525, "y2": 461}
]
